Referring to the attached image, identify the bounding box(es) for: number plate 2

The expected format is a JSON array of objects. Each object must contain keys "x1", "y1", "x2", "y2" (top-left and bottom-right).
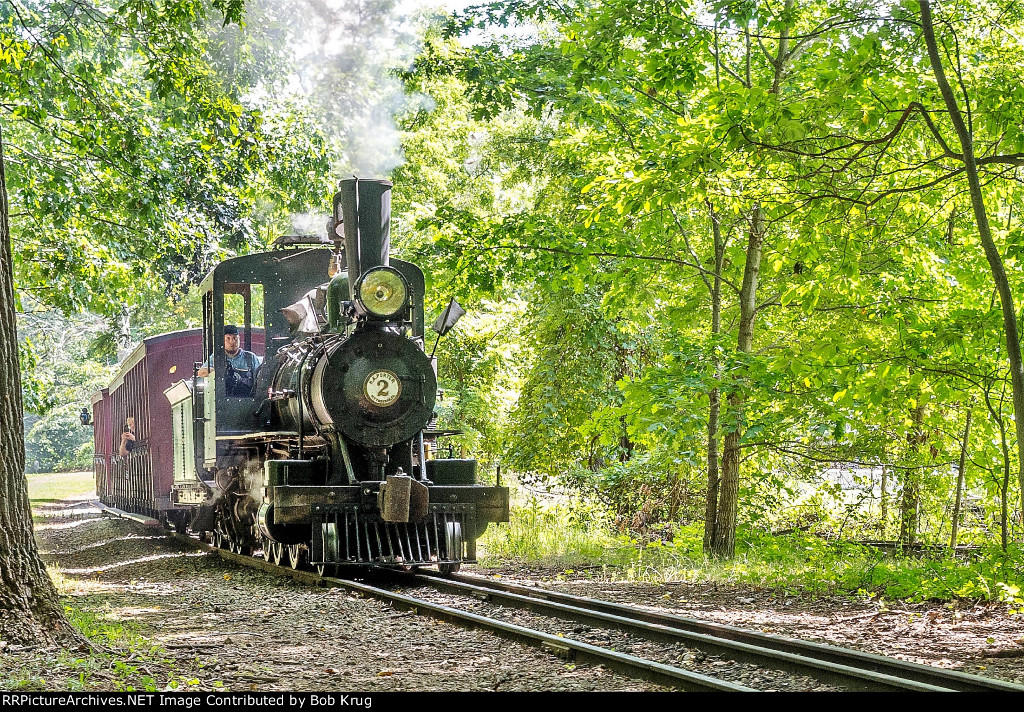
[{"x1": 363, "y1": 370, "x2": 402, "y2": 406}]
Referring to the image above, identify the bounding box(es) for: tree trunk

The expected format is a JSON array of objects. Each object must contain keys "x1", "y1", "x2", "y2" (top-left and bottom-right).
[
  {"x1": 879, "y1": 465, "x2": 888, "y2": 536},
  {"x1": 0, "y1": 125, "x2": 80, "y2": 646},
  {"x1": 1001, "y1": 449, "x2": 1010, "y2": 552},
  {"x1": 983, "y1": 386, "x2": 1011, "y2": 551},
  {"x1": 922, "y1": 0, "x2": 1024, "y2": 527},
  {"x1": 899, "y1": 399, "x2": 926, "y2": 547},
  {"x1": 771, "y1": 0, "x2": 794, "y2": 94},
  {"x1": 711, "y1": 205, "x2": 764, "y2": 558},
  {"x1": 950, "y1": 407, "x2": 972, "y2": 549},
  {"x1": 703, "y1": 203, "x2": 725, "y2": 553}
]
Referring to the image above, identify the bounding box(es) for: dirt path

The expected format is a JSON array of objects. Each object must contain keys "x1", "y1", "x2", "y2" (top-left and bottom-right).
[{"x1": 4, "y1": 496, "x2": 664, "y2": 692}]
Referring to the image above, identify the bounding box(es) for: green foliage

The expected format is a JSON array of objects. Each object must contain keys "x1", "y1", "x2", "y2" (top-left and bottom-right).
[
  {"x1": 18, "y1": 306, "x2": 113, "y2": 470},
  {"x1": 24, "y1": 407, "x2": 94, "y2": 473},
  {"x1": 486, "y1": 499, "x2": 1024, "y2": 603},
  {"x1": 2, "y1": 0, "x2": 331, "y2": 319},
  {"x1": 393, "y1": 0, "x2": 1024, "y2": 563},
  {"x1": 5, "y1": 1, "x2": 333, "y2": 487},
  {"x1": 432, "y1": 301, "x2": 520, "y2": 472},
  {"x1": 507, "y1": 287, "x2": 647, "y2": 479},
  {"x1": 18, "y1": 338, "x2": 52, "y2": 414}
]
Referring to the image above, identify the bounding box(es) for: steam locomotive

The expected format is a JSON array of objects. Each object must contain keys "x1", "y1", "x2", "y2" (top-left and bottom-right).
[{"x1": 88, "y1": 178, "x2": 509, "y2": 573}]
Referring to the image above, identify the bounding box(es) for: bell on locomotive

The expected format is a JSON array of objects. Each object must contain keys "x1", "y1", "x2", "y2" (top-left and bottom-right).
[{"x1": 159, "y1": 177, "x2": 509, "y2": 575}]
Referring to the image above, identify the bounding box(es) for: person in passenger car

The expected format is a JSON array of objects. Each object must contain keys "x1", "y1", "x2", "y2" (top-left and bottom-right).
[
  {"x1": 197, "y1": 324, "x2": 262, "y2": 396},
  {"x1": 118, "y1": 416, "x2": 136, "y2": 456}
]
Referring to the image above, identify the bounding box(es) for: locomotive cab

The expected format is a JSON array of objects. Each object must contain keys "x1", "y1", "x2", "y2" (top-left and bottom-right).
[{"x1": 164, "y1": 178, "x2": 509, "y2": 573}]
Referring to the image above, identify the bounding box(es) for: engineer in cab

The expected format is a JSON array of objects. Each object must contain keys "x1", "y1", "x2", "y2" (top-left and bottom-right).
[{"x1": 197, "y1": 324, "x2": 262, "y2": 396}]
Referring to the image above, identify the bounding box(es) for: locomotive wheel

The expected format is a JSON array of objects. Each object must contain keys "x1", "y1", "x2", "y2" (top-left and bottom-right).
[
  {"x1": 270, "y1": 541, "x2": 284, "y2": 566},
  {"x1": 438, "y1": 521, "x2": 463, "y2": 575},
  {"x1": 317, "y1": 523, "x2": 339, "y2": 577},
  {"x1": 261, "y1": 538, "x2": 273, "y2": 562},
  {"x1": 287, "y1": 544, "x2": 303, "y2": 570}
]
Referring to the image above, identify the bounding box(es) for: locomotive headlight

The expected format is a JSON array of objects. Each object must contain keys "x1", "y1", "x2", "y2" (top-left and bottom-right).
[{"x1": 357, "y1": 267, "x2": 408, "y2": 318}]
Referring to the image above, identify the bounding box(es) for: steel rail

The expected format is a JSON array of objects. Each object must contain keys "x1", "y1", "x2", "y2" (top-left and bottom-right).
[
  {"x1": 332, "y1": 577, "x2": 753, "y2": 691},
  {"x1": 416, "y1": 571, "x2": 1024, "y2": 693},
  {"x1": 170, "y1": 534, "x2": 751, "y2": 691},
  {"x1": 402, "y1": 571, "x2": 945, "y2": 692}
]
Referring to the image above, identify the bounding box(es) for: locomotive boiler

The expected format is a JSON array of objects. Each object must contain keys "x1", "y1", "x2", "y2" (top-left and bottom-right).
[{"x1": 94, "y1": 178, "x2": 508, "y2": 574}]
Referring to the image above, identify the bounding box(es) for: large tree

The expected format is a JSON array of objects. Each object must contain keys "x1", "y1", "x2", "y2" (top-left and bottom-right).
[{"x1": 0, "y1": 125, "x2": 82, "y2": 645}]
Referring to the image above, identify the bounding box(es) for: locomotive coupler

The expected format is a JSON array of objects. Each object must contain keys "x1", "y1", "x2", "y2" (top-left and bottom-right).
[{"x1": 377, "y1": 471, "x2": 429, "y2": 523}]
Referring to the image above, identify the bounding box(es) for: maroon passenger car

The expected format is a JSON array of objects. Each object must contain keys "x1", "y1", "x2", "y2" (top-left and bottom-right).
[{"x1": 90, "y1": 328, "x2": 264, "y2": 520}]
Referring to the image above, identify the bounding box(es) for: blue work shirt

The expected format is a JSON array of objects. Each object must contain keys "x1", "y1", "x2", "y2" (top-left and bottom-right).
[{"x1": 204, "y1": 350, "x2": 263, "y2": 373}]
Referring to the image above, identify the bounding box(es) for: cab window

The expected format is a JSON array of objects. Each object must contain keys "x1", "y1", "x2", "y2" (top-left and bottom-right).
[{"x1": 222, "y1": 283, "x2": 265, "y2": 398}]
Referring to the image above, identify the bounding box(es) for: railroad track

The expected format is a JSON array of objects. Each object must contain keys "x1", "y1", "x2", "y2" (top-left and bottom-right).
[
  {"x1": 171, "y1": 532, "x2": 1024, "y2": 692},
  {"x1": 404, "y1": 570, "x2": 1023, "y2": 692}
]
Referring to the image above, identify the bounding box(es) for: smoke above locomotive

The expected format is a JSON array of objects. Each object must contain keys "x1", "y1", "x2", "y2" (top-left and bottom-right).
[{"x1": 91, "y1": 178, "x2": 509, "y2": 574}]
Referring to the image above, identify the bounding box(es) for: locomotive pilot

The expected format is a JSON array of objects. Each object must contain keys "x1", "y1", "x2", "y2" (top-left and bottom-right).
[{"x1": 197, "y1": 324, "x2": 263, "y2": 396}]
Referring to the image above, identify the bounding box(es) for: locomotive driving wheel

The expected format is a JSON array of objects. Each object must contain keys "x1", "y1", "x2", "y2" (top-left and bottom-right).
[
  {"x1": 287, "y1": 544, "x2": 303, "y2": 570},
  {"x1": 213, "y1": 509, "x2": 234, "y2": 550}
]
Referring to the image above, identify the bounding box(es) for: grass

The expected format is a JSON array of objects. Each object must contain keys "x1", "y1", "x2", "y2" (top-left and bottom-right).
[
  {"x1": 0, "y1": 592, "x2": 199, "y2": 692},
  {"x1": 4, "y1": 574, "x2": 216, "y2": 692},
  {"x1": 630, "y1": 530, "x2": 1024, "y2": 605},
  {"x1": 479, "y1": 495, "x2": 1024, "y2": 606},
  {"x1": 26, "y1": 470, "x2": 95, "y2": 503},
  {"x1": 479, "y1": 495, "x2": 628, "y2": 566}
]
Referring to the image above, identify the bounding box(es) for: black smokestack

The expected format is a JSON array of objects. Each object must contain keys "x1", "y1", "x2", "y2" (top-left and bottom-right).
[{"x1": 334, "y1": 177, "x2": 392, "y2": 292}]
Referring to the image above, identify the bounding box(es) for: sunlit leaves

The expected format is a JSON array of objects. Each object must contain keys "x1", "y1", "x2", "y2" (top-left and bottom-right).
[
  {"x1": 393, "y1": 0, "x2": 1024, "y2": 539},
  {"x1": 2, "y1": 0, "x2": 331, "y2": 318}
]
